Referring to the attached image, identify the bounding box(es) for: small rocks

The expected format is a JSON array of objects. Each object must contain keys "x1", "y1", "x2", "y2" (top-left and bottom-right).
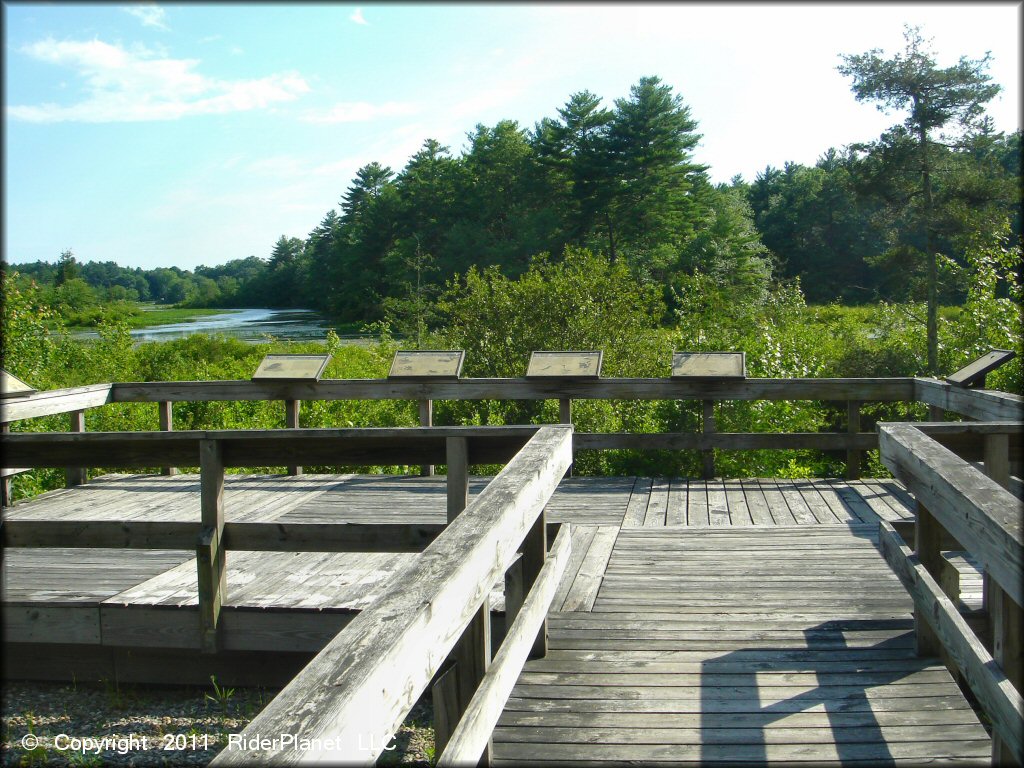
[{"x1": 2, "y1": 681, "x2": 435, "y2": 766}]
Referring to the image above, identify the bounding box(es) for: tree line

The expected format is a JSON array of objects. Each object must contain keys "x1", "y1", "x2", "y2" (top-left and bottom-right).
[{"x1": 7, "y1": 30, "x2": 1021, "y2": 352}]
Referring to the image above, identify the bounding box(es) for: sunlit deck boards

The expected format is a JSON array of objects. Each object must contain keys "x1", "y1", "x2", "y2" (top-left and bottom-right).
[
  {"x1": 493, "y1": 524, "x2": 991, "y2": 765},
  {"x1": 2, "y1": 474, "x2": 922, "y2": 650},
  {"x1": 1, "y1": 473, "x2": 994, "y2": 761}
]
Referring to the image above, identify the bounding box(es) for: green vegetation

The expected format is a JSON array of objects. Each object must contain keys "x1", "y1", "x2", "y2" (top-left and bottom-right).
[{"x1": 1, "y1": 27, "x2": 1020, "y2": 501}]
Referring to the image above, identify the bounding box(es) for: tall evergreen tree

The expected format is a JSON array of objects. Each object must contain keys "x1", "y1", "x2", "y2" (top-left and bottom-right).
[{"x1": 839, "y1": 25, "x2": 1001, "y2": 372}]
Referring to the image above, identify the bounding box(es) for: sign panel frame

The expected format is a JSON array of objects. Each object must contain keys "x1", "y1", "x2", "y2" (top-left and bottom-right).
[
  {"x1": 526, "y1": 351, "x2": 603, "y2": 379},
  {"x1": 946, "y1": 348, "x2": 1015, "y2": 388},
  {"x1": 388, "y1": 350, "x2": 465, "y2": 379},
  {"x1": 1, "y1": 369, "x2": 37, "y2": 399},
  {"x1": 251, "y1": 354, "x2": 331, "y2": 382},
  {"x1": 671, "y1": 352, "x2": 747, "y2": 380}
]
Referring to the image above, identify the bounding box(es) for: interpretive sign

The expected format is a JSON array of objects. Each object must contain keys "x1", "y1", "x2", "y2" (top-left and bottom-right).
[
  {"x1": 526, "y1": 351, "x2": 603, "y2": 378},
  {"x1": 671, "y1": 352, "x2": 746, "y2": 379},
  {"x1": 946, "y1": 349, "x2": 1015, "y2": 388},
  {"x1": 252, "y1": 354, "x2": 331, "y2": 382},
  {"x1": 388, "y1": 350, "x2": 465, "y2": 378},
  {"x1": 0, "y1": 369, "x2": 36, "y2": 398}
]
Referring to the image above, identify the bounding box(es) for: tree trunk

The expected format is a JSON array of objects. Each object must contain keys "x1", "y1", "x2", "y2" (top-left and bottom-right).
[
  {"x1": 605, "y1": 212, "x2": 617, "y2": 263},
  {"x1": 919, "y1": 122, "x2": 939, "y2": 375}
]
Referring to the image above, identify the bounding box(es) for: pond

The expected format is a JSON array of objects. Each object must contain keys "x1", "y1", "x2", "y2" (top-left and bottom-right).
[{"x1": 76, "y1": 308, "x2": 364, "y2": 344}]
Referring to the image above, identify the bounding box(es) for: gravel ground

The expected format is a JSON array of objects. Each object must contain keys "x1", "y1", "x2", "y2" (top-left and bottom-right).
[{"x1": 1, "y1": 680, "x2": 434, "y2": 767}]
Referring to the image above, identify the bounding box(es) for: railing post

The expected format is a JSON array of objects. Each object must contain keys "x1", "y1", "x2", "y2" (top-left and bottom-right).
[
  {"x1": 559, "y1": 397, "x2": 573, "y2": 477},
  {"x1": 285, "y1": 399, "x2": 302, "y2": 476},
  {"x1": 65, "y1": 410, "x2": 87, "y2": 488},
  {"x1": 981, "y1": 433, "x2": 1021, "y2": 764},
  {"x1": 521, "y1": 509, "x2": 548, "y2": 658},
  {"x1": 846, "y1": 400, "x2": 861, "y2": 480},
  {"x1": 158, "y1": 401, "x2": 177, "y2": 476},
  {"x1": 702, "y1": 400, "x2": 716, "y2": 480},
  {"x1": 446, "y1": 436, "x2": 469, "y2": 523},
  {"x1": 928, "y1": 404, "x2": 945, "y2": 421},
  {"x1": 419, "y1": 399, "x2": 434, "y2": 477},
  {"x1": 1, "y1": 423, "x2": 11, "y2": 507},
  {"x1": 197, "y1": 439, "x2": 226, "y2": 654},
  {"x1": 914, "y1": 502, "x2": 944, "y2": 657}
]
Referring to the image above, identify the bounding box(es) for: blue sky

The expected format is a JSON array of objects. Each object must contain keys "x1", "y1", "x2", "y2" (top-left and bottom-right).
[{"x1": 3, "y1": 2, "x2": 1020, "y2": 272}]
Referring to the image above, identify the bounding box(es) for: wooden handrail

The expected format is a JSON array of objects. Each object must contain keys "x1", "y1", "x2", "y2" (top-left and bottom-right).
[
  {"x1": 0, "y1": 427, "x2": 542, "y2": 469},
  {"x1": 0, "y1": 383, "x2": 113, "y2": 423},
  {"x1": 878, "y1": 421, "x2": 1023, "y2": 764},
  {"x1": 878, "y1": 423, "x2": 1022, "y2": 604},
  {"x1": 915, "y1": 377, "x2": 1024, "y2": 422},
  {"x1": 211, "y1": 425, "x2": 572, "y2": 765},
  {"x1": 109, "y1": 376, "x2": 915, "y2": 403}
]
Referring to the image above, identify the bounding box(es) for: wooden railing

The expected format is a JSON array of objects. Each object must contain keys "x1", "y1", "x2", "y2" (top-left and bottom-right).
[
  {"x1": 201, "y1": 425, "x2": 572, "y2": 766},
  {"x1": 878, "y1": 421, "x2": 1023, "y2": 765},
  {"x1": 1, "y1": 424, "x2": 573, "y2": 765}
]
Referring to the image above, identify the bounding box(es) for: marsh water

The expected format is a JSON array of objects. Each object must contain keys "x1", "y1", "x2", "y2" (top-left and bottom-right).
[{"x1": 76, "y1": 308, "x2": 347, "y2": 344}]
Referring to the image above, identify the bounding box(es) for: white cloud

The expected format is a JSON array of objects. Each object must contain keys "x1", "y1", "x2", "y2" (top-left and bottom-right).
[
  {"x1": 10, "y1": 38, "x2": 310, "y2": 123},
  {"x1": 350, "y1": 8, "x2": 368, "y2": 26},
  {"x1": 124, "y1": 5, "x2": 169, "y2": 30},
  {"x1": 302, "y1": 100, "x2": 418, "y2": 124}
]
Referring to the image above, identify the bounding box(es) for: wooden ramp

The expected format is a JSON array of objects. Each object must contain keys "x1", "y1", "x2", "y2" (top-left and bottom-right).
[{"x1": 493, "y1": 523, "x2": 991, "y2": 765}]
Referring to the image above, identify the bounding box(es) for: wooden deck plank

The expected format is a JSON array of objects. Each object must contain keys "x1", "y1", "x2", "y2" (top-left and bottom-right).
[
  {"x1": 562, "y1": 527, "x2": 619, "y2": 613},
  {"x1": 665, "y1": 479, "x2": 687, "y2": 526},
  {"x1": 621, "y1": 478, "x2": 651, "y2": 528},
  {"x1": 644, "y1": 479, "x2": 669, "y2": 527},
  {"x1": 723, "y1": 480, "x2": 752, "y2": 526},
  {"x1": 495, "y1": 523, "x2": 989, "y2": 764}
]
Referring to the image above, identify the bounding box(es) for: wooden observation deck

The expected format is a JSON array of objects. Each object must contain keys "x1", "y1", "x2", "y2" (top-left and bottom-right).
[{"x1": 2, "y1": 374, "x2": 1021, "y2": 765}]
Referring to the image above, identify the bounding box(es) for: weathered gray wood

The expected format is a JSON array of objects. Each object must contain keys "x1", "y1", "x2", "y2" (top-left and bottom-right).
[
  {"x1": 197, "y1": 439, "x2": 226, "y2": 654},
  {"x1": 879, "y1": 521, "x2": 1023, "y2": 764},
  {"x1": 158, "y1": 400, "x2": 178, "y2": 476},
  {"x1": 438, "y1": 527, "x2": 572, "y2": 768},
  {"x1": 111, "y1": 377, "x2": 916, "y2": 404},
  {"x1": 561, "y1": 526, "x2": 617, "y2": 612},
  {"x1": 985, "y1": 432, "x2": 1011, "y2": 489},
  {"x1": 915, "y1": 505, "x2": 945, "y2": 657},
  {"x1": 419, "y1": 399, "x2": 434, "y2": 476},
  {"x1": 211, "y1": 425, "x2": 571, "y2": 766},
  {"x1": 847, "y1": 400, "x2": 861, "y2": 480},
  {"x1": 522, "y1": 508, "x2": 549, "y2": 658},
  {"x1": 915, "y1": 377, "x2": 1024, "y2": 421},
  {"x1": 1, "y1": 422, "x2": 11, "y2": 506},
  {"x1": 879, "y1": 422, "x2": 1023, "y2": 606},
  {"x1": 0, "y1": 383, "x2": 113, "y2": 423},
  {"x1": 285, "y1": 399, "x2": 302, "y2": 476},
  {"x1": 701, "y1": 400, "x2": 715, "y2": 479},
  {"x1": 574, "y1": 431, "x2": 878, "y2": 451},
  {"x1": 448, "y1": 598, "x2": 492, "y2": 763},
  {"x1": 0, "y1": 427, "x2": 540, "y2": 469},
  {"x1": 432, "y1": 663, "x2": 461, "y2": 758},
  {"x1": 447, "y1": 436, "x2": 469, "y2": 522},
  {"x1": 65, "y1": 410, "x2": 87, "y2": 488}
]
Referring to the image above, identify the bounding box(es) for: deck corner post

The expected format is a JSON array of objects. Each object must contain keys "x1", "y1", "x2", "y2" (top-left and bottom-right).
[
  {"x1": 198, "y1": 438, "x2": 226, "y2": 654},
  {"x1": 158, "y1": 400, "x2": 178, "y2": 476},
  {"x1": 559, "y1": 398, "x2": 573, "y2": 477},
  {"x1": 846, "y1": 400, "x2": 862, "y2": 480},
  {"x1": 1, "y1": 422, "x2": 11, "y2": 507},
  {"x1": 284, "y1": 399, "x2": 302, "y2": 476},
  {"x1": 65, "y1": 410, "x2": 87, "y2": 488},
  {"x1": 983, "y1": 433, "x2": 1010, "y2": 490},
  {"x1": 419, "y1": 399, "x2": 434, "y2": 476},
  {"x1": 913, "y1": 503, "x2": 943, "y2": 657},
  {"x1": 522, "y1": 508, "x2": 548, "y2": 659},
  {"x1": 446, "y1": 436, "x2": 469, "y2": 523},
  {"x1": 702, "y1": 399, "x2": 716, "y2": 480}
]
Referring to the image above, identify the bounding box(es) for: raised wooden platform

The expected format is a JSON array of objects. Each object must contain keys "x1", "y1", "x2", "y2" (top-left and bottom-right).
[
  {"x1": 1, "y1": 473, "x2": 992, "y2": 763},
  {"x1": 494, "y1": 524, "x2": 990, "y2": 764}
]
